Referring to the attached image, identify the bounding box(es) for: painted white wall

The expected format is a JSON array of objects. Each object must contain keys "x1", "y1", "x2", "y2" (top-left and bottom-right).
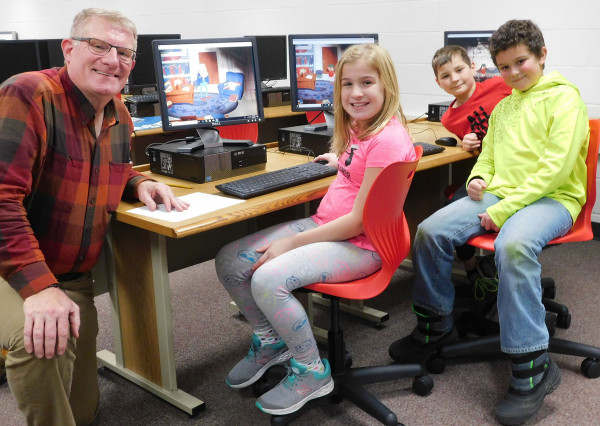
[
  {"x1": 1, "y1": 0, "x2": 598, "y2": 117},
  {"x1": 1, "y1": 0, "x2": 600, "y2": 219}
]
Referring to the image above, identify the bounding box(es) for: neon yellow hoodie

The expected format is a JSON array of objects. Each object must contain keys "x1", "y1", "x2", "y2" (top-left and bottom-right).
[{"x1": 468, "y1": 71, "x2": 589, "y2": 228}]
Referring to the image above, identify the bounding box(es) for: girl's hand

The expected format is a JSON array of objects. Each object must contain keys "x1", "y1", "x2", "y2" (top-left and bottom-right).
[
  {"x1": 252, "y1": 236, "x2": 299, "y2": 271},
  {"x1": 313, "y1": 153, "x2": 338, "y2": 167}
]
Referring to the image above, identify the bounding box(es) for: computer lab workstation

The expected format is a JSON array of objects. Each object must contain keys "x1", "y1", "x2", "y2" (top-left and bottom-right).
[
  {"x1": 3, "y1": 4, "x2": 599, "y2": 422},
  {"x1": 83, "y1": 33, "x2": 478, "y2": 414}
]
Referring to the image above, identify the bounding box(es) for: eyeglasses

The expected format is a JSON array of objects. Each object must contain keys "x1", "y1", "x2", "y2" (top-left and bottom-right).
[{"x1": 72, "y1": 37, "x2": 136, "y2": 64}]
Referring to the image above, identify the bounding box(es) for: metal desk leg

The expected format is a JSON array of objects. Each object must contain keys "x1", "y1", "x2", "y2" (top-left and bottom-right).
[{"x1": 96, "y1": 222, "x2": 204, "y2": 416}]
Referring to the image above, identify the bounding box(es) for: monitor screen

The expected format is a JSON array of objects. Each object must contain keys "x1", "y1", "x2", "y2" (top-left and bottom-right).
[
  {"x1": 288, "y1": 34, "x2": 378, "y2": 113},
  {"x1": 152, "y1": 37, "x2": 263, "y2": 133},
  {"x1": 0, "y1": 40, "x2": 43, "y2": 84},
  {"x1": 444, "y1": 31, "x2": 499, "y2": 82},
  {"x1": 250, "y1": 35, "x2": 287, "y2": 82},
  {"x1": 127, "y1": 34, "x2": 181, "y2": 91}
]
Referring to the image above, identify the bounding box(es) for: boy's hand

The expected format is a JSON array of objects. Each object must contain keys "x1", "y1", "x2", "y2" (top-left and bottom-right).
[
  {"x1": 461, "y1": 133, "x2": 481, "y2": 151},
  {"x1": 478, "y1": 212, "x2": 500, "y2": 232},
  {"x1": 467, "y1": 178, "x2": 487, "y2": 200}
]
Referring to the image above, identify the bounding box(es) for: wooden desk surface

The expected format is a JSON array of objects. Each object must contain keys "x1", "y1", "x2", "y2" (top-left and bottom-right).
[{"x1": 115, "y1": 142, "x2": 476, "y2": 239}]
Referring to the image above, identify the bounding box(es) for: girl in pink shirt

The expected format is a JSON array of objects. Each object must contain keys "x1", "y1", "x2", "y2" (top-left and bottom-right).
[{"x1": 214, "y1": 44, "x2": 415, "y2": 416}]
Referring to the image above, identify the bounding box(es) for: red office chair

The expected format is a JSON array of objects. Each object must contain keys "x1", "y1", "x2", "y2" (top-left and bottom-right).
[
  {"x1": 267, "y1": 146, "x2": 433, "y2": 426},
  {"x1": 426, "y1": 119, "x2": 600, "y2": 379},
  {"x1": 218, "y1": 123, "x2": 259, "y2": 143}
]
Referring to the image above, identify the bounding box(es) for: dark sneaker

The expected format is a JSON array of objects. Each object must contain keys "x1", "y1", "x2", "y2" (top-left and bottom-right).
[
  {"x1": 388, "y1": 326, "x2": 459, "y2": 364},
  {"x1": 255, "y1": 358, "x2": 334, "y2": 415},
  {"x1": 457, "y1": 255, "x2": 498, "y2": 302},
  {"x1": 495, "y1": 358, "x2": 562, "y2": 425},
  {"x1": 226, "y1": 334, "x2": 291, "y2": 389}
]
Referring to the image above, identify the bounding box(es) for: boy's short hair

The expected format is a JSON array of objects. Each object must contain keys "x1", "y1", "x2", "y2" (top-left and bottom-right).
[
  {"x1": 431, "y1": 45, "x2": 471, "y2": 77},
  {"x1": 489, "y1": 19, "x2": 545, "y2": 67}
]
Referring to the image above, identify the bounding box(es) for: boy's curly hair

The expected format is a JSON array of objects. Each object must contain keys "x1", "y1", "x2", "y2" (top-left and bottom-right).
[{"x1": 489, "y1": 20, "x2": 545, "y2": 67}]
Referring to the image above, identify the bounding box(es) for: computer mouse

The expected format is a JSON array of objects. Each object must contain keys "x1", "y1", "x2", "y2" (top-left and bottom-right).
[
  {"x1": 435, "y1": 136, "x2": 458, "y2": 147},
  {"x1": 314, "y1": 159, "x2": 329, "y2": 165}
]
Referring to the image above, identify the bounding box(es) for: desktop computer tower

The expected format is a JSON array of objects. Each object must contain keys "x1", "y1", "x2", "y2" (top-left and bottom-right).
[
  {"x1": 278, "y1": 125, "x2": 332, "y2": 156},
  {"x1": 147, "y1": 141, "x2": 267, "y2": 184},
  {"x1": 427, "y1": 100, "x2": 452, "y2": 122}
]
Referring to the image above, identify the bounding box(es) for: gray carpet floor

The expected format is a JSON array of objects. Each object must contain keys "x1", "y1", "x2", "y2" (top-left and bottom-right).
[{"x1": 1, "y1": 239, "x2": 599, "y2": 425}]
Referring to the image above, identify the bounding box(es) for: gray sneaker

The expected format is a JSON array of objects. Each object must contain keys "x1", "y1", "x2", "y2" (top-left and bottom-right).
[
  {"x1": 226, "y1": 334, "x2": 291, "y2": 389},
  {"x1": 255, "y1": 357, "x2": 334, "y2": 415}
]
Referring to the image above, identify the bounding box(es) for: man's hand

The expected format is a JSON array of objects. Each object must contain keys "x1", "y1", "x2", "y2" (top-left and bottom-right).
[
  {"x1": 23, "y1": 287, "x2": 80, "y2": 359},
  {"x1": 137, "y1": 181, "x2": 190, "y2": 212},
  {"x1": 461, "y1": 132, "x2": 482, "y2": 151},
  {"x1": 478, "y1": 212, "x2": 500, "y2": 232},
  {"x1": 467, "y1": 178, "x2": 487, "y2": 201}
]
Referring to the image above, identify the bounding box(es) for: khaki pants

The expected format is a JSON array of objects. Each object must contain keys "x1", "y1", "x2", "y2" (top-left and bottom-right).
[{"x1": 0, "y1": 274, "x2": 99, "y2": 426}]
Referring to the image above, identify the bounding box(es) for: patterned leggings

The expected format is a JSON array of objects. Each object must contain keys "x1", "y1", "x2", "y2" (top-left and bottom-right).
[{"x1": 215, "y1": 217, "x2": 382, "y2": 365}]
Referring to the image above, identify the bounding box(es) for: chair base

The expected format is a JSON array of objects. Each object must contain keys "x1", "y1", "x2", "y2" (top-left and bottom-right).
[{"x1": 263, "y1": 296, "x2": 433, "y2": 425}]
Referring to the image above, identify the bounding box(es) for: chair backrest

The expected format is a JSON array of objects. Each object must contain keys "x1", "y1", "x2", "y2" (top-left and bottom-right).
[
  {"x1": 217, "y1": 123, "x2": 259, "y2": 143},
  {"x1": 305, "y1": 145, "x2": 423, "y2": 300},
  {"x1": 468, "y1": 118, "x2": 599, "y2": 250},
  {"x1": 548, "y1": 118, "x2": 599, "y2": 244}
]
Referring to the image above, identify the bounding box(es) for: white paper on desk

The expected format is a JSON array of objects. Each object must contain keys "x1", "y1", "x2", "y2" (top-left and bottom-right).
[{"x1": 127, "y1": 192, "x2": 245, "y2": 223}]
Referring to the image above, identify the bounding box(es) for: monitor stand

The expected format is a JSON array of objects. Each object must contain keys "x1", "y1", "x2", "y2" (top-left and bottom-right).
[
  {"x1": 304, "y1": 111, "x2": 334, "y2": 132},
  {"x1": 176, "y1": 128, "x2": 252, "y2": 153}
]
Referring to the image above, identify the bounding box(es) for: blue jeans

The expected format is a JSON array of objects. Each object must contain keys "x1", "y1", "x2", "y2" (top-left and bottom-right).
[{"x1": 412, "y1": 193, "x2": 573, "y2": 354}]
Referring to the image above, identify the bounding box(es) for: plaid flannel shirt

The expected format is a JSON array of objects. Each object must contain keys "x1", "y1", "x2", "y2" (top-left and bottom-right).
[{"x1": 0, "y1": 67, "x2": 149, "y2": 298}]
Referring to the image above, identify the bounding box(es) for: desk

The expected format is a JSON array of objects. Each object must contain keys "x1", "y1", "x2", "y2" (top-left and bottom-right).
[{"x1": 97, "y1": 123, "x2": 476, "y2": 415}]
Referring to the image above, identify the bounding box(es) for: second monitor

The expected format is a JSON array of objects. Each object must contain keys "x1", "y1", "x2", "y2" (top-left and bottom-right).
[{"x1": 287, "y1": 33, "x2": 378, "y2": 130}]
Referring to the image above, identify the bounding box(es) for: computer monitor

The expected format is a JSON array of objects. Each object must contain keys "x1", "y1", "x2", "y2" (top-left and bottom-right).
[
  {"x1": 127, "y1": 33, "x2": 181, "y2": 93},
  {"x1": 287, "y1": 33, "x2": 378, "y2": 130},
  {"x1": 444, "y1": 30, "x2": 499, "y2": 82},
  {"x1": 0, "y1": 40, "x2": 43, "y2": 84},
  {"x1": 38, "y1": 38, "x2": 66, "y2": 68},
  {"x1": 249, "y1": 35, "x2": 287, "y2": 85},
  {"x1": 152, "y1": 37, "x2": 263, "y2": 142}
]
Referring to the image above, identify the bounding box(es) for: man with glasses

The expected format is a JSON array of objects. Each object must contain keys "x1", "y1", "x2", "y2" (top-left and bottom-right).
[{"x1": 0, "y1": 8, "x2": 188, "y2": 425}]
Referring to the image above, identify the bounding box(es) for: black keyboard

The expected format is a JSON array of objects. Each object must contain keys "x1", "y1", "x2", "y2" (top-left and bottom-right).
[
  {"x1": 216, "y1": 162, "x2": 337, "y2": 199},
  {"x1": 125, "y1": 93, "x2": 159, "y2": 104},
  {"x1": 414, "y1": 141, "x2": 445, "y2": 156}
]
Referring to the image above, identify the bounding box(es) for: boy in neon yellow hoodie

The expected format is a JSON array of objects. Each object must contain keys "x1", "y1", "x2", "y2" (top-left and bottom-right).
[{"x1": 389, "y1": 20, "x2": 589, "y2": 425}]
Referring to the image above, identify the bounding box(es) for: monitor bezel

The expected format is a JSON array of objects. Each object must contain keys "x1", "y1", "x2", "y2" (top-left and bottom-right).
[
  {"x1": 287, "y1": 33, "x2": 378, "y2": 113},
  {"x1": 152, "y1": 36, "x2": 265, "y2": 133}
]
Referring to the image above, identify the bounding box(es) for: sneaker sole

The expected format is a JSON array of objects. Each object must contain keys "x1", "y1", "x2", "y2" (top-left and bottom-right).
[
  {"x1": 256, "y1": 377, "x2": 334, "y2": 415},
  {"x1": 495, "y1": 360, "x2": 562, "y2": 425},
  {"x1": 227, "y1": 350, "x2": 292, "y2": 389}
]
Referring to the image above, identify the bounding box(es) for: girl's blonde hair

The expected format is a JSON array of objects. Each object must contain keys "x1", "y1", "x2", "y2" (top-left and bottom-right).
[{"x1": 330, "y1": 43, "x2": 409, "y2": 156}]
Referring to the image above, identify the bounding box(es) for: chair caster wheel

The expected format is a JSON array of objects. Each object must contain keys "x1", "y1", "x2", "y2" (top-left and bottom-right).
[
  {"x1": 426, "y1": 356, "x2": 446, "y2": 374},
  {"x1": 556, "y1": 313, "x2": 571, "y2": 329},
  {"x1": 581, "y1": 358, "x2": 600, "y2": 378},
  {"x1": 344, "y1": 351, "x2": 353, "y2": 368},
  {"x1": 412, "y1": 374, "x2": 434, "y2": 396},
  {"x1": 541, "y1": 278, "x2": 556, "y2": 299}
]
